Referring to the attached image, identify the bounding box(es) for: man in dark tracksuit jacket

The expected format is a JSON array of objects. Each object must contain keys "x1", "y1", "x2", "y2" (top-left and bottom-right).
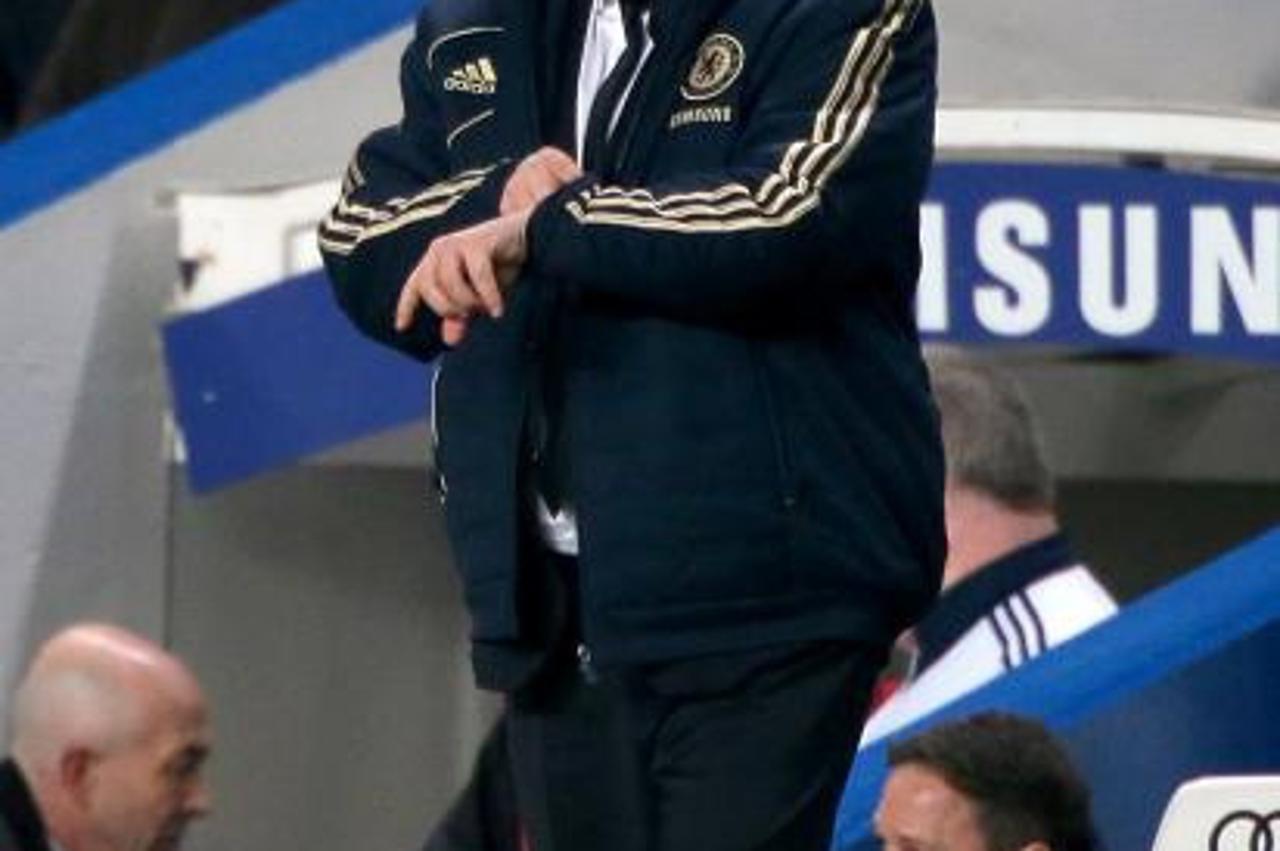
[{"x1": 320, "y1": 0, "x2": 943, "y2": 847}]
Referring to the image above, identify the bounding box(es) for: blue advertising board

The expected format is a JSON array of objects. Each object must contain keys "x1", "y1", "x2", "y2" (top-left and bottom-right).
[{"x1": 918, "y1": 163, "x2": 1278, "y2": 361}]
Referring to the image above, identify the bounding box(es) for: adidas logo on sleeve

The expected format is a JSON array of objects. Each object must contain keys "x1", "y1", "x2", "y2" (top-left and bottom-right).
[{"x1": 444, "y1": 57, "x2": 498, "y2": 94}]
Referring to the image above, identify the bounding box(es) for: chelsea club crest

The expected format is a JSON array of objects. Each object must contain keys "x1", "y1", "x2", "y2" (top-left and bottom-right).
[{"x1": 681, "y1": 33, "x2": 745, "y2": 102}]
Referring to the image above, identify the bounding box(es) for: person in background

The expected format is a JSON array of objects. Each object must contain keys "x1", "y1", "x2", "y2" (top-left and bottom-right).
[
  {"x1": 862, "y1": 352, "x2": 1118, "y2": 742},
  {"x1": 875, "y1": 711, "x2": 1097, "y2": 851},
  {"x1": 1, "y1": 623, "x2": 213, "y2": 851}
]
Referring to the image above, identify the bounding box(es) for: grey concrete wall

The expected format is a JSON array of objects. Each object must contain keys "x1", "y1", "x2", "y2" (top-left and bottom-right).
[
  {"x1": 1000, "y1": 356, "x2": 1280, "y2": 484},
  {"x1": 169, "y1": 466, "x2": 498, "y2": 851},
  {"x1": 0, "y1": 23, "x2": 412, "y2": 700},
  {"x1": 938, "y1": 0, "x2": 1280, "y2": 112}
]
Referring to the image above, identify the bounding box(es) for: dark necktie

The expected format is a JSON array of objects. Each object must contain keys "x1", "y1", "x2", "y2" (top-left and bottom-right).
[
  {"x1": 581, "y1": 0, "x2": 647, "y2": 173},
  {"x1": 535, "y1": 1, "x2": 650, "y2": 516}
]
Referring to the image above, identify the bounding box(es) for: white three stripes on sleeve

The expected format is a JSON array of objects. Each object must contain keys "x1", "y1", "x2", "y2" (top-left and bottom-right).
[{"x1": 319, "y1": 163, "x2": 500, "y2": 257}]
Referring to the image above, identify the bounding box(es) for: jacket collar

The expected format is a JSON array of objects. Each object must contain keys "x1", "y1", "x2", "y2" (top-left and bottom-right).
[
  {"x1": 1, "y1": 758, "x2": 52, "y2": 851},
  {"x1": 914, "y1": 533, "x2": 1077, "y2": 674}
]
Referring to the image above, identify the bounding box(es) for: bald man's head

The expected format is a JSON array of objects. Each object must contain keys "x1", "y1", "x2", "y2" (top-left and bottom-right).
[{"x1": 8, "y1": 623, "x2": 211, "y2": 851}]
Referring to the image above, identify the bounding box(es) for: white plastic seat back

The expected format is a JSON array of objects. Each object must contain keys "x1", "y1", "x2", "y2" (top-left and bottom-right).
[{"x1": 1151, "y1": 776, "x2": 1280, "y2": 851}]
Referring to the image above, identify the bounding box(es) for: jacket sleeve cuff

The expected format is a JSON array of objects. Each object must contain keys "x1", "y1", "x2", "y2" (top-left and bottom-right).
[
  {"x1": 452, "y1": 159, "x2": 520, "y2": 223},
  {"x1": 524, "y1": 175, "x2": 597, "y2": 297}
]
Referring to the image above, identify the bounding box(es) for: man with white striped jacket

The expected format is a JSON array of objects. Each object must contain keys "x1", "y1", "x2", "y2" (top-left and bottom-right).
[
  {"x1": 320, "y1": 0, "x2": 943, "y2": 847},
  {"x1": 862, "y1": 353, "x2": 1119, "y2": 744}
]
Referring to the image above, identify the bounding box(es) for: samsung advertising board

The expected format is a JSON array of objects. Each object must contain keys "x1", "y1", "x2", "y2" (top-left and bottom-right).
[
  {"x1": 162, "y1": 160, "x2": 1280, "y2": 489},
  {"x1": 918, "y1": 162, "x2": 1279, "y2": 361}
]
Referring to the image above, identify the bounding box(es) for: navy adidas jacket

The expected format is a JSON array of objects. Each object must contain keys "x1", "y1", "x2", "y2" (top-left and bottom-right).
[{"x1": 320, "y1": 0, "x2": 945, "y2": 672}]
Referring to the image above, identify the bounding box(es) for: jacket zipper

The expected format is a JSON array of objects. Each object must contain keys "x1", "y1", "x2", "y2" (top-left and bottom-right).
[{"x1": 428, "y1": 361, "x2": 447, "y2": 503}]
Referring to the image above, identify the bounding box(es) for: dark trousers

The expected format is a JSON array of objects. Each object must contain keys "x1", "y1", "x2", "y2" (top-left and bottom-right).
[
  {"x1": 500, "y1": 552, "x2": 886, "y2": 851},
  {"x1": 421, "y1": 719, "x2": 522, "y2": 851}
]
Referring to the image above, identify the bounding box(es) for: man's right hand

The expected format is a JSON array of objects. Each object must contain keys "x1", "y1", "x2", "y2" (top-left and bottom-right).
[
  {"x1": 395, "y1": 148, "x2": 579, "y2": 346},
  {"x1": 395, "y1": 209, "x2": 533, "y2": 346},
  {"x1": 500, "y1": 147, "x2": 581, "y2": 215}
]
